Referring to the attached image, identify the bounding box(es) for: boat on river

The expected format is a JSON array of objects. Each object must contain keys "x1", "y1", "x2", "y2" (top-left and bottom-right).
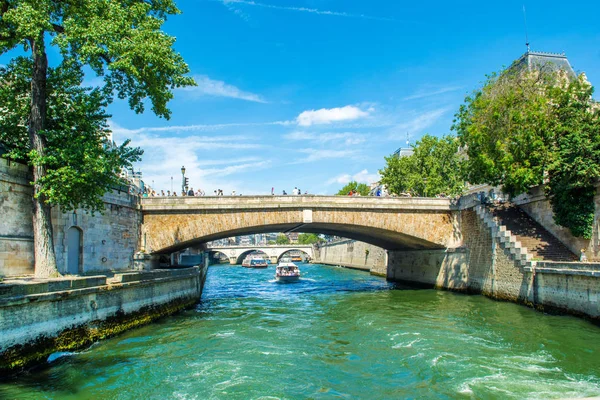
[
  {"x1": 275, "y1": 257, "x2": 300, "y2": 282},
  {"x1": 242, "y1": 255, "x2": 269, "y2": 268}
]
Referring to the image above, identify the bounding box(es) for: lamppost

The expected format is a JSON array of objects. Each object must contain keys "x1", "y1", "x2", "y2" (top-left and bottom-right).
[
  {"x1": 170, "y1": 176, "x2": 173, "y2": 193},
  {"x1": 181, "y1": 166, "x2": 186, "y2": 194}
]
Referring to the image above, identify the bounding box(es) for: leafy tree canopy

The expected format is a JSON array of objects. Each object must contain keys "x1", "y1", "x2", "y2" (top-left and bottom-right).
[
  {"x1": 454, "y1": 66, "x2": 600, "y2": 238},
  {"x1": 298, "y1": 233, "x2": 324, "y2": 245},
  {"x1": 0, "y1": 0, "x2": 195, "y2": 276},
  {"x1": 379, "y1": 134, "x2": 466, "y2": 197},
  {"x1": 0, "y1": 58, "x2": 142, "y2": 212},
  {"x1": 336, "y1": 181, "x2": 370, "y2": 196},
  {"x1": 276, "y1": 234, "x2": 290, "y2": 245}
]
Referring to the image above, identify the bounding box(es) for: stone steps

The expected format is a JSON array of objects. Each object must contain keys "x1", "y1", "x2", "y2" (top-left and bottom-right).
[
  {"x1": 489, "y1": 204, "x2": 577, "y2": 262},
  {"x1": 474, "y1": 205, "x2": 536, "y2": 269}
]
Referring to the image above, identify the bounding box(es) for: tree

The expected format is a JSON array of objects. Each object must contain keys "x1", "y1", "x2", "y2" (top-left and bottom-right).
[
  {"x1": 454, "y1": 66, "x2": 600, "y2": 238},
  {"x1": 298, "y1": 233, "x2": 324, "y2": 245},
  {"x1": 545, "y1": 75, "x2": 600, "y2": 239},
  {"x1": 453, "y1": 69, "x2": 558, "y2": 197},
  {"x1": 276, "y1": 234, "x2": 290, "y2": 245},
  {"x1": 0, "y1": 0, "x2": 195, "y2": 277},
  {"x1": 336, "y1": 181, "x2": 370, "y2": 196},
  {"x1": 379, "y1": 134, "x2": 466, "y2": 197}
]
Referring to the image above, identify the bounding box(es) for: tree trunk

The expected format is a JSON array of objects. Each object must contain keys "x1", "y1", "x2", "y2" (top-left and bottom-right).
[{"x1": 29, "y1": 33, "x2": 59, "y2": 278}]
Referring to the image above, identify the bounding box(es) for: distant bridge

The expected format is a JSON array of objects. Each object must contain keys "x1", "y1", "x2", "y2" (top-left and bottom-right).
[
  {"x1": 206, "y1": 245, "x2": 314, "y2": 264},
  {"x1": 140, "y1": 196, "x2": 461, "y2": 255}
]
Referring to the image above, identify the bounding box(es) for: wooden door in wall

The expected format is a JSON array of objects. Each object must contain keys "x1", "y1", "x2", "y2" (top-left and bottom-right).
[{"x1": 67, "y1": 227, "x2": 82, "y2": 274}]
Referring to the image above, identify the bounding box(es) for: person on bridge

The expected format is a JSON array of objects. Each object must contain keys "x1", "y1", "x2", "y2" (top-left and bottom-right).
[
  {"x1": 292, "y1": 187, "x2": 299, "y2": 195},
  {"x1": 188, "y1": 188, "x2": 195, "y2": 196}
]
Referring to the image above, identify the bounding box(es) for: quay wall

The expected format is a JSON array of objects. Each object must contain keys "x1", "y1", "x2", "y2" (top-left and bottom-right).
[
  {"x1": 387, "y1": 209, "x2": 600, "y2": 320},
  {"x1": 0, "y1": 266, "x2": 207, "y2": 373},
  {"x1": 313, "y1": 240, "x2": 387, "y2": 276},
  {"x1": 0, "y1": 157, "x2": 141, "y2": 277}
]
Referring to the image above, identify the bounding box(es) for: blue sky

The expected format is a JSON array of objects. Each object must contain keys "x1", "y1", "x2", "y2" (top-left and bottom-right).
[{"x1": 4, "y1": 1, "x2": 600, "y2": 195}]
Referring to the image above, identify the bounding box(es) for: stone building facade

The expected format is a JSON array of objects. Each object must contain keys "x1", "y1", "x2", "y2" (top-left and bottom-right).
[{"x1": 0, "y1": 157, "x2": 141, "y2": 277}]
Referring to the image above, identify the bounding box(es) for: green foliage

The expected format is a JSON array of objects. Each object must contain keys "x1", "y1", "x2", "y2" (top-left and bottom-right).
[
  {"x1": 298, "y1": 233, "x2": 323, "y2": 245},
  {"x1": 0, "y1": 0, "x2": 196, "y2": 119},
  {"x1": 379, "y1": 134, "x2": 466, "y2": 197},
  {"x1": 0, "y1": 58, "x2": 143, "y2": 212},
  {"x1": 336, "y1": 181, "x2": 370, "y2": 196},
  {"x1": 454, "y1": 67, "x2": 600, "y2": 238},
  {"x1": 545, "y1": 75, "x2": 600, "y2": 239},
  {"x1": 267, "y1": 240, "x2": 276, "y2": 245},
  {"x1": 453, "y1": 70, "x2": 558, "y2": 197},
  {"x1": 276, "y1": 234, "x2": 290, "y2": 245}
]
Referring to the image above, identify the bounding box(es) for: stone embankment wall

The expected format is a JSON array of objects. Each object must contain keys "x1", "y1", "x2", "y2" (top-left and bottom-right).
[
  {"x1": 313, "y1": 240, "x2": 387, "y2": 276},
  {"x1": 0, "y1": 157, "x2": 141, "y2": 277},
  {"x1": 387, "y1": 208, "x2": 600, "y2": 320},
  {"x1": 0, "y1": 266, "x2": 208, "y2": 373}
]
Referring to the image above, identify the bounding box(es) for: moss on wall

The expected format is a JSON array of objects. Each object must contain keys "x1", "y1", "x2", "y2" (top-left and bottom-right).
[{"x1": 0, "y1": 296, "x2": 197, "y2": 375}]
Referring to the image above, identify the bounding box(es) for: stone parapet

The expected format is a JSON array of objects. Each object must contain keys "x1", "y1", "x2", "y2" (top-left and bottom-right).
[{"x1": 141, "y1": 195, "x2": 457, "y2": 212}]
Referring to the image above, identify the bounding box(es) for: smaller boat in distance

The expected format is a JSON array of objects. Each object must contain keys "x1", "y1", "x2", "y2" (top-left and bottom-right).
[
  {"x1": 291, "y1": 255, "x2": 303, "y2": 262},
  {"x1": 242, "y1": 254, "x2": 269, "y2": 268},
  {"x1": 275, "y1": 257, "x2": 300, "y2": 283}
]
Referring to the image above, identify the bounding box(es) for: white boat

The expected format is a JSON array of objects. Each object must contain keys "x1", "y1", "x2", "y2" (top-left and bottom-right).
[
  {"x1": 275, "y1": 257, "x2": 300, "y2": 282},
  {"x1": 242, "y1": 254, "x2": 268, "y2": 268}
]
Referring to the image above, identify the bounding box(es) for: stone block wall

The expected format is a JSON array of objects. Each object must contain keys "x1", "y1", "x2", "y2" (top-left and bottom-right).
[
  {"x1": 0, "y1": 158, "x2": 34, "y2": 277},
  {"x1": 52, "y1": 190, "x2": 141, "y2": 275},
  {"x1": 313, "y1": 239, "x2": 387, "y2": 275},
  {"x1": 386, "y1": 249, "x2": 469, "y2": 290},
  {"x1": 0, "y1": 157, "x2": 142, "y2": 277}
]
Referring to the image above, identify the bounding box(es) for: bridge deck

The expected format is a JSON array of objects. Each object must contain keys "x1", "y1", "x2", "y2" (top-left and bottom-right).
[{"x1": 140, "y1": 195, "x2": 456, "y2": 212}]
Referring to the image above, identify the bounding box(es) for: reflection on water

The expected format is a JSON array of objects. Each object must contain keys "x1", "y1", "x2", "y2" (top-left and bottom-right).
[{"x1": 2, "y1": 263, "x2": 600, "y2": 399}]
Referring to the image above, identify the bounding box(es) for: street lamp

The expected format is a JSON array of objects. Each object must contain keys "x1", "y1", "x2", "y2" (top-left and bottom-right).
[{"x1": 181, "y1": 166, "x2": 186, "y2": 193}]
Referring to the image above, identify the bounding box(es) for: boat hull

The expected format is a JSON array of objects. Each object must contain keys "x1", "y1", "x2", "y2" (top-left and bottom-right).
[
  {"x1": 242, "y1": 263, "x2": 268, "y2": 268},
  {"x1": 275, "y1": 275, "x2": 300, "y2": 283}
]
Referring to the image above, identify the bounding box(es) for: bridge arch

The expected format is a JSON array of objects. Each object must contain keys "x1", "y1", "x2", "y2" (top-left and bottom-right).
[
  {"x1": 207, "y1": 250, "x2": 229, "y2": 264},
  {"x1": 140, "y1": 196, "x2": 460, "y2": 255},
  {"x1": 277, "y1": 249, "x2": 311, "y2": 263},
  {"x1": 235, "y1": 249, "x2": 268, "y2": 265}
]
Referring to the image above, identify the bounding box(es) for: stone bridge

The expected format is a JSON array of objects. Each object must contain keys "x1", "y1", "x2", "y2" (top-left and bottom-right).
[
  {"x1": 207, "y1": 245, "x2": 314, "y2": 264},
  {"x1": 140, "y1": 196, "x2": 462, "y2": 255}
]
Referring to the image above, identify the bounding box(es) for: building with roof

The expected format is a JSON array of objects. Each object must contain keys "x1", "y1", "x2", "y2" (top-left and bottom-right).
[{"x1": 508, "y1": 50, "x2": 577, "y2": 79}]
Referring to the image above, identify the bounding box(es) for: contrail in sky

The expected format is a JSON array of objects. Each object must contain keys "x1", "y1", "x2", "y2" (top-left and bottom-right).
[{"x1": 216, "y1": 0, "x2": 395, "y2": 21}]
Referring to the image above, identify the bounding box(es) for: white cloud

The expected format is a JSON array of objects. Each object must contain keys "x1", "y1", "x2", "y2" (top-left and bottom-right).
[
  {"x1": 108, "y1": 120, "x2": 291, "y2": 139},
  {"x1": 284, "y1": 131, "x2": 366, "y2": 146},
  {"x1": 296, "y1": 105, "x2": 370, "y2": 127},
  {"x1": 219, "y1": 0, "x2": 393, "y2": 21},
  {"x1": 402, "y1": 86, "x2": 462, "y2": 101},
  {"x1": 388, "y1": 107, "x2": 450, "y2": 138},
  {"x1": 181, "y1": 74, "x2": 267, "y2": 103},
  {"x1": 291, "y1": 148, "x2": 358, "y2": 164},
  {"x1": 327, "y1": 169, "x2": 380, "y2": 185}
]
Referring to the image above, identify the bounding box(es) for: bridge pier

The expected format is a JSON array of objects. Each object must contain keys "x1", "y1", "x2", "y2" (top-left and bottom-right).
[{"x1": 229, "y1": 257, "x2": 238, "y2": 265}]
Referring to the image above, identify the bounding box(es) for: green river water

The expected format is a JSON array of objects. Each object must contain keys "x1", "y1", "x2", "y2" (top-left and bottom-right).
[{"x1": 1, "y1": 263, "x2": 600, "y2": 399}]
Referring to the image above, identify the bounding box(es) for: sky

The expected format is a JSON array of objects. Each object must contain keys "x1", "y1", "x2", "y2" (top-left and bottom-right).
[{"x1": 3, "y1": 1, "x2": 600, "y2": 195}]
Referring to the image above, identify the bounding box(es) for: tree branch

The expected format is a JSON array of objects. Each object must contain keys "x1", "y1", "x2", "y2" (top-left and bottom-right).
[{"x1": 52, "y1": 24, "x2": 64, "y2": 34}]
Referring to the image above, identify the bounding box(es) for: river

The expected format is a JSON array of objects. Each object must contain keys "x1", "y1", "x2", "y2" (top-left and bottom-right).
[{"x1": 2, "y1": 263, "x2": 600, "y2": 399}]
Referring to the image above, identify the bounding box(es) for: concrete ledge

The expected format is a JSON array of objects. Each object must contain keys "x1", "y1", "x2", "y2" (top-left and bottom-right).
[
  {"x1": 0, "y1": 276, "x2": 108, "y2": 299},
  {"x1": 0, "y1": 266, "x2": 207, "y2": 373}
]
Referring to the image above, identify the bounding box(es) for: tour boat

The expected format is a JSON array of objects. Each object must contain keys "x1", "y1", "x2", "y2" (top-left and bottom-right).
[
  {"x1": 275, "y1": 257, "x2": 301, "y2": 282},
  {"x1": 242, "y1": 255, "x2": 269, "y2": 268},
  {"x1": 291, "y1": 255, "x2": 303, "y2": 262}
]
